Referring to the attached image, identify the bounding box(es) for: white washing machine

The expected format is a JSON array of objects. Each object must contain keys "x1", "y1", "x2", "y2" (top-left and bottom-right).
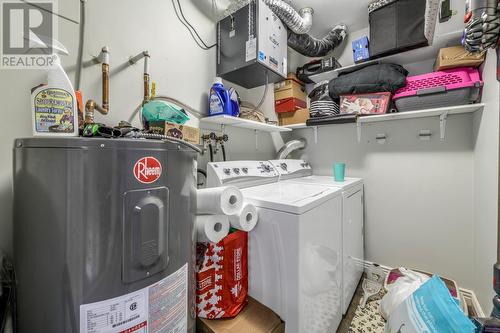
[
  {"x1": 207, "y1": 161, "x2": 343, "y2": 333},
  {"x1": 269, "y1": 159, "x2": 365, "y2": 315}
]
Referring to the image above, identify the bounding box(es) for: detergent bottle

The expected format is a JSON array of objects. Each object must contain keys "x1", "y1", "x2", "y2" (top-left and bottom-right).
[{"x1": 209, "y1": 77, "x2": 233, "y2": 117}]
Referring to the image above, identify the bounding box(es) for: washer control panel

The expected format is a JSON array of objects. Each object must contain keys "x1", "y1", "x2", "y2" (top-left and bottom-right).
[
  {"x1": 269, "y1": 159, "x2": 312, "y2": 179},
  {"x1": 206, "y1": 161, "x2": 279, "y2": 188}
]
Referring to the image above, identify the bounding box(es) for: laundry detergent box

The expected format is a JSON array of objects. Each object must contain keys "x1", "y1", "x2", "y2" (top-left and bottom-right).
[{"x1": 149, "y1": 121, "x2": 200, "y2": 144}]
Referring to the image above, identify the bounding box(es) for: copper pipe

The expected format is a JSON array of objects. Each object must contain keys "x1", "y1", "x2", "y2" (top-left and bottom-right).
[
  {"x1": 143, "y1": 52, "x2": 150, "y2": 104},
  {"x1": 102, "y1": 63, "x2": 109, "y2": 110},
  {"x1": 143, "y1": 73, "x2": 150, "y2": 103},
  {"x1": 85, "y1": 47, "x2": 109, "y2": 124}
]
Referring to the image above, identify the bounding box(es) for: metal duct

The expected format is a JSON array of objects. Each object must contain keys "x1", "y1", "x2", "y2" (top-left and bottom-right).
[
  {"x1": 263, "y1": 0, "x2": 313, "y2": 34},
  {"x1": 276, "y1": 138, "x2": 307, "y2": 159},
  {"x1": 287, "y1": 24, "x2": 348, "y2": 57}
]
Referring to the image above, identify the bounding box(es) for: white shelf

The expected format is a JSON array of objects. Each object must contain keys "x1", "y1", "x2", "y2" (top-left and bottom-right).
[
  {"x1": 200, "y1": 115, "x2": 291, "y2": 132},
  {"x1": 358, "y1": 104, "x2": 485, "y2": 123},
  {"x1": 283, "y1": 104, "x2": 484, "y2": 143},
  {"x1": 282, "y1": 123, "x2": 307, "y2": 130},
  {"x1": 309, "y1": 30, "x2": 463, "y2": 84}
]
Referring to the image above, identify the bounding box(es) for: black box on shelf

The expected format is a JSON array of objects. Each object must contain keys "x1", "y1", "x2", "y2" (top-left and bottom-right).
[{"x1": 369, "y1": 0, "x2": 428, "y2": 59}]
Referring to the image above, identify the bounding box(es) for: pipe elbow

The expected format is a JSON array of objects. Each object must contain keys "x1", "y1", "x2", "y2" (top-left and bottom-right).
[{"x1": 85, "y1": 100, "x2": 109, "y2": 124}]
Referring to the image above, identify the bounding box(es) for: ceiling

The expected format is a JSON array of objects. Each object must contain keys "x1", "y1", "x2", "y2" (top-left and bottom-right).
[{"x1": 289, "y1": 0, "x2": 372, "y2": 35}]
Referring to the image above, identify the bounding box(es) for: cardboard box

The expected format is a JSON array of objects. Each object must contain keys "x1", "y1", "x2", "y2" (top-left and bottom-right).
[
  {"x1": 274, "y1": 80, "x2": 306, "y2": 101},
  {"x1": 197, "y1": 297, "x2": 285, "y2": 333},
  {"x1": 435, "y1": 46, "x2": 486, "y2": 71},
  {"x1": 149, "y1": 121, "x2": 200, "y2": 144},
  {"x1": 274, "y1": 78, "x2": 307, "y2": 113},
  {"x1": 278, "y1": 108, "x2": 310, "y2": 126},
  {"x1": 275, "y1": 98, "x2": 307, "y2": 113}
]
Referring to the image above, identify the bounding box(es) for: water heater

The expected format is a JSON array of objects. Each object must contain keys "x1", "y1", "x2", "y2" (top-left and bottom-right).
[
  {"x1": 217, "y1": 0, "x2": 288, "y2": 88},
  {"x1": 13, "y1": 137, "x2": 197, "y2": 333}
]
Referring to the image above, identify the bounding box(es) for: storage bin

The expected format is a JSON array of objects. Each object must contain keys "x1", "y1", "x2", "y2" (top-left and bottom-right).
[
  {"x1": 340, "y1": 92, "x2": 392, "y2": 114},
  {"x1": 369, "y1": 0, "x2": 428, "y2": 59},
  {"x1": 393, "y1": 67, "x2": 483, "y2": 112}
]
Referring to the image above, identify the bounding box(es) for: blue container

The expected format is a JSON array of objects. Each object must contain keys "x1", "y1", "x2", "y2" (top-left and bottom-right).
[
  {"x1": 209, "y1": 77, "x2": 234, "y2": 117},
  {"x1": 352, "y1": 36, "x2": 370, "y2": 63}
]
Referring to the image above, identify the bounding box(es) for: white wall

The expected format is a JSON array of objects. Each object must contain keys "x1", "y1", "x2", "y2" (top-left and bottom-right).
[
  {"x1": 291, "y1": 114, "x2": 476, "y2": 289},
  {"x1": 473, "y1": 50, "x2": 499, "y2": 313},
  {"x1": 0, "y1": 0, "x2": 277, "y2": 256}
]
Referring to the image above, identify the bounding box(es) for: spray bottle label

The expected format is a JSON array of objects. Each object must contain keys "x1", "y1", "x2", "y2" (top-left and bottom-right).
[{"x1": 33, "y1": 88, "x2": 75, "y2": 133}]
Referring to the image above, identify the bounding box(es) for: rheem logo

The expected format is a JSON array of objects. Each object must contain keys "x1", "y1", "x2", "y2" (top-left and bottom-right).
[{"x1": 133, "y1": 157, "x2": 162, "y2": 184}]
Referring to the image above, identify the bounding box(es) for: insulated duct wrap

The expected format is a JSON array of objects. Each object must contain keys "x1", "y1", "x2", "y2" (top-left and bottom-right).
[
  {"x1": 287, "y1": 24, "x2": 348, "y2": 57},
  {"x1": 263, "y1": 0, "x2": 313, "y2": 34}
]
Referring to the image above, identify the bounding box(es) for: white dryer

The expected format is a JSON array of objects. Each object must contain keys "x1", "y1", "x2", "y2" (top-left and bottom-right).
[
  {"x1": 206, "y1": 161, "x2": 343, "y2": 333},
  {"x1": 269, "y1": 159, "x2": 365, "y2": 315}
]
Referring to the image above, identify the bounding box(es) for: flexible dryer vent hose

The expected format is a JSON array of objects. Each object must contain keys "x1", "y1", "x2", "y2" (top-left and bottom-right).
[
  {"x1": 261, "y1": 0, "x2": 348, "y2": 57},
  {"x1": 263, "y1": 0, "x2": 313, "y2": 34},
  {"x1": 277, "y1": 138, "x2": 307, "y2": 159},
  {"x1": 287, "y1": 24, "x2": 348, "y2": 57}
]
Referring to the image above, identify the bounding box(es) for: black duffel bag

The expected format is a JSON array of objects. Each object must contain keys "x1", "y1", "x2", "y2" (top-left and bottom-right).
[{"x1": 328, "y1": 63, "x2": 408, "y2": 99}]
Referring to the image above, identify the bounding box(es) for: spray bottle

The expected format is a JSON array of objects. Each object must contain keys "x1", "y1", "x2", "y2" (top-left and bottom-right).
[{"x1": 31, "y1": 39, "x2": 78, "y2": 136}]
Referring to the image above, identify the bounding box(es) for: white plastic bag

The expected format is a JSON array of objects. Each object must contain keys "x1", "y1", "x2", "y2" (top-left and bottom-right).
[{"x1": 379, "y1": 267, "x2": 430, "y2": 320}]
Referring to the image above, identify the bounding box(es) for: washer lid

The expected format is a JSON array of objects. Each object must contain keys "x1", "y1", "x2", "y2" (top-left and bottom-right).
[
  {"x1": 241, "y1": 182, "x2": 341, "y2": 214},
  {"x1": 288, "y1": 176, "x2": 363, "y2": 190}
]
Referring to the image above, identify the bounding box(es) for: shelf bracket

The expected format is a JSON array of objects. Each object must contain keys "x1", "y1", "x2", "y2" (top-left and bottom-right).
[
  {"x1": 313, "y1": 126, "x2": 318, "y2": 144},
  {"x1": 439, "y1": 112, "x2": 448, "y2": 141},
  {"x1": 357, "y1": 122, "x2": 362, "y2": 143},
  {"x1": 254, "y1": 130, "x2": 258, "y2": 151}
]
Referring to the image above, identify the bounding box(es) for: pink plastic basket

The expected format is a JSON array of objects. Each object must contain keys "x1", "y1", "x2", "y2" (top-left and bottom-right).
[{"x1": 393, "y1": 67, "x2": 483, "y2": 100}]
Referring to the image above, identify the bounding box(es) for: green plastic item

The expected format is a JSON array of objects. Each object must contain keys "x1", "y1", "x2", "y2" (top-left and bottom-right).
[
  {"x1": 333, "y1": 163, "x2": 346, "y2": 182},
  {"x1": 141, "y1": 100, "x2": 189, "y2": 125}
]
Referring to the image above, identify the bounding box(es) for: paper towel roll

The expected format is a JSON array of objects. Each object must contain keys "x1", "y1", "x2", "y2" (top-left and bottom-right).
[
  {"x1": 196, "y1": 186, "x2": 243, "y2": 215},
  {"x1": 196, "y1": 215, "x2": 230, "y2": 243},
  {"x1": 228, "y1": 203, "x2": 259, "y2": 232}
]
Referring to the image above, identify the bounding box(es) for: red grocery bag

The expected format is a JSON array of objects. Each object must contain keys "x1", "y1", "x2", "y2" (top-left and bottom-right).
[{"x1": 196, "y1": 230, "x2": 248, "y2": 319}]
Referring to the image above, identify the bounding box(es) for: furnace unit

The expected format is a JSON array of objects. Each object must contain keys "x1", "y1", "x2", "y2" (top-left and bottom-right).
[{"x1": 217, "y1": 0, "x2": 288, "y2": 88}]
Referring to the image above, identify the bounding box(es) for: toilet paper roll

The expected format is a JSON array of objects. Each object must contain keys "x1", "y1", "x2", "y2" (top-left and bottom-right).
[
  {"x1": 196, "y1": 215, "x2": 230, "y2": 244},
  {"x1": 196, "y1": 186, "x2": 243, "y2": 215},
  {"x1": 228, "y1": 203, "x2": 259, "y2": 232}
]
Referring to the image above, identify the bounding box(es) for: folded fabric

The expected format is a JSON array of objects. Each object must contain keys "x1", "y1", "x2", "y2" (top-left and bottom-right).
[{"x1": 328, "y1": 63, "x2": 409, "y2": 99}]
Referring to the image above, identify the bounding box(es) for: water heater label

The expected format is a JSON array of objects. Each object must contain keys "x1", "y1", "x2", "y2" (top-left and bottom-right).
[
  {"x1": 80, "y1": 263, "x2": 188, "y2": 333},
  {"x1": 133, "y1": 157, "x2": 162, "y2": 184}
]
